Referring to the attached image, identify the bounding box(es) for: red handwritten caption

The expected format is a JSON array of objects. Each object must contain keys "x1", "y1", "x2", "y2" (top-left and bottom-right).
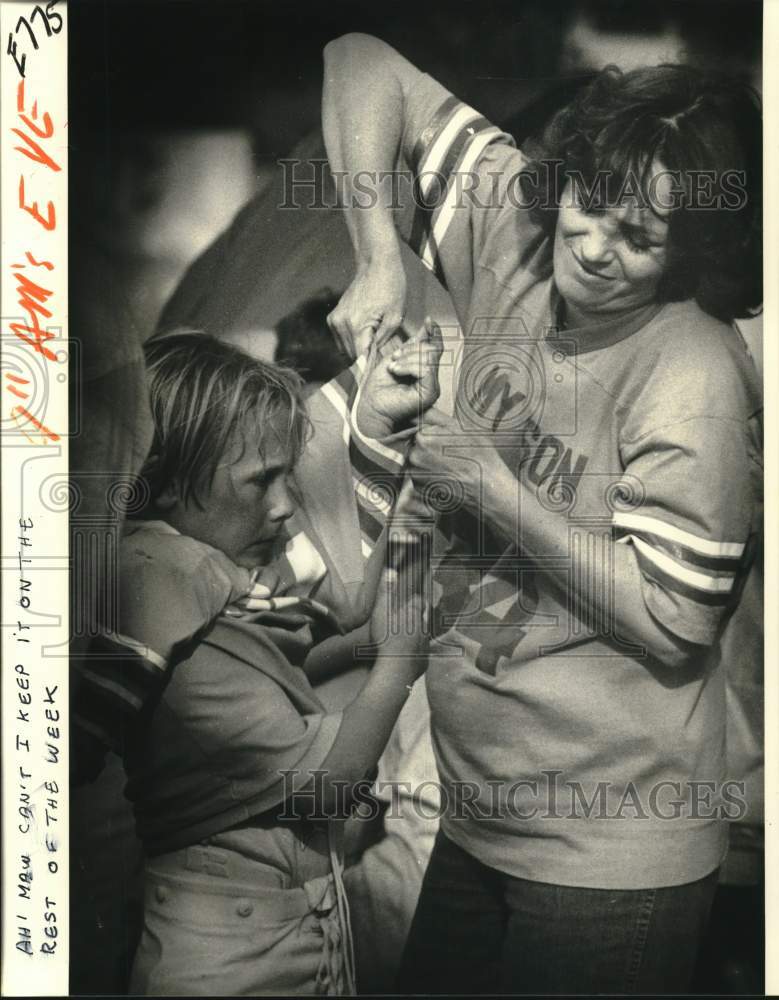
[{"x1": 6, "y1": 75, "x2": 61, "y2": 443}]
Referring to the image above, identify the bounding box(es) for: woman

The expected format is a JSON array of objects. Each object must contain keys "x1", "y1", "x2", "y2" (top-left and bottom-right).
[
  {"x1": 74, "y1": 327, "x2": 442, "y2": 995},
  {"x1": 322, "y1": 34, "x2": 762, "y2": 994}
]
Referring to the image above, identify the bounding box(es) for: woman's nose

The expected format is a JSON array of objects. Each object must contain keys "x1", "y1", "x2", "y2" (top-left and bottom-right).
[{"x1": 579, "y1": 221, "x2": 615, "y2": 265}]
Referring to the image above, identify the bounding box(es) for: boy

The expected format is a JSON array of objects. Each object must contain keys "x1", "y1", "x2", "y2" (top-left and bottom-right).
[{"x1": 73, "y1": 324, "x2": 441, "y2": 994}]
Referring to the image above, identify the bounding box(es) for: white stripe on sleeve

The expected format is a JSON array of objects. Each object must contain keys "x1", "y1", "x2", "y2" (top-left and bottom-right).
[
  {"x1": 630, "y1": 535, "x2": 735, "y2": 593},
  {"x1": 613, "y1": 511, "x2": 745, "y2": 558},
  {"x1": 422, "y1": 126, "x2": 503, "y2": 270},
  {"x1": 320, "y1": 381, "x2": 352, "y2": 446},
  {"x1": 418, "y1": 105, "x2": 482, "y2": 196}
]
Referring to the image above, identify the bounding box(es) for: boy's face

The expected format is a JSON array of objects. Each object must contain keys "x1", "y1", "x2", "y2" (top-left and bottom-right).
[{"x1": 162, "y1": 411, "x2": 296, "y2": 570}]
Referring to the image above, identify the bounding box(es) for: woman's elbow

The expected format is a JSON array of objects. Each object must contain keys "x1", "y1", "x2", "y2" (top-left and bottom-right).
[
  {"x1": 645, "y1": 630, "x2": 706, "y2": 671},
  {"x1": 324, "y1": 32, "x2": 377, "y2": 66}
]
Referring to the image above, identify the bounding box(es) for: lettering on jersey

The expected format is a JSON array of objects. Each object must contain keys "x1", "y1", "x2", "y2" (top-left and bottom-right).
[
  {"x1": 467, "y1": 364, "x2": 590, "y2": 488},
  {"x1": 518, "y1": 417, "x2": 589, "y2": 489},
  {"x1": 468, "y1": 364, "x2": 528, "y2": 431}
]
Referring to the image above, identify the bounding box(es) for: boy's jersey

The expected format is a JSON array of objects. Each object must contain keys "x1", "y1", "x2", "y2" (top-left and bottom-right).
[{"x1": 395, "y1": 72, "x2": 763, "y2": 887}]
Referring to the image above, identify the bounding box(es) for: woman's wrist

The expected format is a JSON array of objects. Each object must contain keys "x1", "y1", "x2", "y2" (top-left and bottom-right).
[
  {"x1": 356, "y1": 221, "x2": 402, "y2": 266},
  {"x1": 354, "y1": 399, "x2": 396, "y2": 440}
]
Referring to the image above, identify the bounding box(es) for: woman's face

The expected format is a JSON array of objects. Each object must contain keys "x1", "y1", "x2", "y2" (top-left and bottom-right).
[
  {"x1": 161, "y1": 411, "x2": 296, "y2": 571},
  {"x1": 552, "y1": 167, "x2": 672, "y2": 327}
]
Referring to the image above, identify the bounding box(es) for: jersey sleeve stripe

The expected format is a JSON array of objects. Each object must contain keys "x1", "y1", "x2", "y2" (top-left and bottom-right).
[
  {"x1": 79, "y1": 652, "x2": 162, "y2": 701},
  {"x1": 421, "y1": 232, "x2": 445, "y2": 282},
  {"x1": 612, "y1": 525, "x2": 743, "y2": 572},
  {"x1": 633, "y1": 545, "x2": 735, "y2": 608},
  {"x1": 78, "y1": 667, "x2": 145, "y2": 710},
  {"x1": 415, "y1": 103, "x2": 482, "y2": 184},
  {"x1": 409, "y1": 94, "x2": 461, "y2": 173},
  {"x1": 420, "y1": 126, "x2": 504, "y2": 279},
  {"x1": 349, "y1": 433, "x2": 402, "y2": 479},
  {"x1": 332, "y1": 361, "x2": 359, "y2": 399},
  {"x1": 311, "y1": 357, "x2": 408, "y2": 576},
  {"x1": 418, "y1": 113, "x2": 493, "y2": 203},
  {"x1": 408, "y1": 196, "x2": 435, "y2": 264},
  {"x1": 410, "y1": 115, "x2": 479, "y2": 272},
  {"x1": 92, "y1": 631, "x2": 168, "y2": 671},
  {"x1": 612, "y1": 510, "x2": 745, "y2": 558},
  {"x1": 319, "y1": 380, "x2": 352, "y2": 446},
  {"x1": 629, "y1": 535, "x2": 735, "y2": 593},
  {"x1": 356, "y1": 498, "x2": 385, "y2": 543},
  {"x1": 354, "y1": 475, "x2": 393, "y2": 517}
]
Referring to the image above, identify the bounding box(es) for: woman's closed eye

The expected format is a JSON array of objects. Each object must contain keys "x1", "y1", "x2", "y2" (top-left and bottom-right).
[
  {"x1": 626, "y1": 233, "x2": 652, "y2": 254},
  {"x1": 623, "y1": 226, "x2": 664, "y2": 255}
]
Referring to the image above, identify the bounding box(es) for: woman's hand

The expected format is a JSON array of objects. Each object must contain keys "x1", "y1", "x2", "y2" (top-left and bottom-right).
[
  {"x1": 327, "y1": 248, "x2": 407, "y2": 358},
  {"x1": 356, "y1": 317, "x2": 443, "y2": 438},
  {"x1": 409, "y1": 408, "x2": 506, "y2": 513}
]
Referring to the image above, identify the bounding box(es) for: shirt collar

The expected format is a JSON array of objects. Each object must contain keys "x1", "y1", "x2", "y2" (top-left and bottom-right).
[{"x1": 546, "y1": 282, "x2": 663, "y2": 355}]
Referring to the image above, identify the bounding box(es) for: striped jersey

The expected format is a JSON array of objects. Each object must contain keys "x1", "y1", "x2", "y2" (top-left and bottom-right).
[{"x1": 393, "y1": 71, "x2": 762, "y2": 887}]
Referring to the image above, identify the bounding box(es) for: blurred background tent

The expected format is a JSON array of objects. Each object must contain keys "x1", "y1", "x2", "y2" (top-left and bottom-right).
[{"x1": 68, "y1": 0, "x2": 763, "y2": 993}]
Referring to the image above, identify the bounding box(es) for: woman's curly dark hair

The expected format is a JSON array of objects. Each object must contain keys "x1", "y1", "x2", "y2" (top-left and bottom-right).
[{"x1": 521, "y1": 64, "x2": 762, "y2": 322}]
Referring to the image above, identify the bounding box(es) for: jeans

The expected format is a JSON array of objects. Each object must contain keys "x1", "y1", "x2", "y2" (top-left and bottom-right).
[{"x1": 396, "y1": 831, "x2": 719, "y2": 995}]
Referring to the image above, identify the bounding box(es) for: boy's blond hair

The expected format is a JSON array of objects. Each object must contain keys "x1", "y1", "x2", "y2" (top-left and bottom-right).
[{"x1": 141, "y1": 330, "x2": 308, "y2": 507}]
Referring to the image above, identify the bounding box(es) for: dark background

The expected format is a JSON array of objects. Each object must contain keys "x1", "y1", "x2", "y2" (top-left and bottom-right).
[
  {"x1": 68, "y1": 0, "x2": 763, "y2": 352},
  {"x1": 69, "y1": 0, "x2": 761, "y2": 130},
  {"x1": 68, "y1": 0, "x2": 763, "y2": 346}
]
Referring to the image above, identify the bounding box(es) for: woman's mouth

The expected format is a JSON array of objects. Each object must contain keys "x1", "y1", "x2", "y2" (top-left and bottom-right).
[{"x1": 570, "y1": 246, "x2": 616, "y2": 282}]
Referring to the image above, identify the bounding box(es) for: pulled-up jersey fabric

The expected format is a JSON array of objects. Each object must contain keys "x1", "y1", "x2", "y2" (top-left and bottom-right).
[{"x1": 395, "y1": 72, "x2": 762, "y2": 888}]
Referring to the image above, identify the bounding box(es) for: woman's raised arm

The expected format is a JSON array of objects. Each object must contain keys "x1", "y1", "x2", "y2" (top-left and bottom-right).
[{"x1": 322, "y1": 33, "x2": 424, "y2": 355}]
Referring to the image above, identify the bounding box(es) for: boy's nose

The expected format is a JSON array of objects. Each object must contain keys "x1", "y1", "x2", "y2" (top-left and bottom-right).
[{"x1": 267, "y1": 480, "x2": 295, "y2": 524}]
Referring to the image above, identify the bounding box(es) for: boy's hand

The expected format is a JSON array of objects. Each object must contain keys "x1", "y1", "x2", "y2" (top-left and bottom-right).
[
  {"x1": 356, "y1": 317, "x2": 443, "y2": 439},
  {"x1": 369, "y1": 569, "x2": 430, "y2": 678}
]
